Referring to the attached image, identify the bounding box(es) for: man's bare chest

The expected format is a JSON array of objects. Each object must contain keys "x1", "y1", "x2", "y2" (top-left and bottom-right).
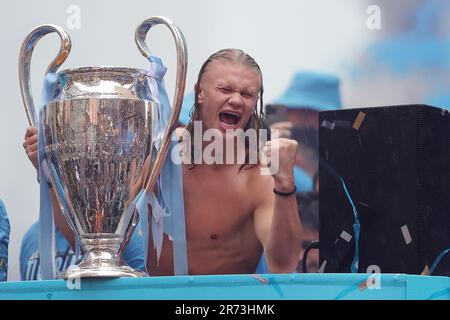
[{"x1": 182, "y1": 168, "x2": 256, "y2": 243}]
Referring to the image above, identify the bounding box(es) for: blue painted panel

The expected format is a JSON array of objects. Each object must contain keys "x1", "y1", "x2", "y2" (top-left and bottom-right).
[{"x1": 0, "y1": 274, "x2": 447, "y2": 300}]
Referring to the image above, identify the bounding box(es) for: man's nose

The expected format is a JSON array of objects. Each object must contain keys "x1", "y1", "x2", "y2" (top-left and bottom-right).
[{"x1": 228, "y1": 91, "x2": 244, "y2": 107}]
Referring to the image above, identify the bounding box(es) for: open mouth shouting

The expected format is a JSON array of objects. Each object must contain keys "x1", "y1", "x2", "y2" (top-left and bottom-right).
[{"x1": 218, "y1": 111, "x2": 242, "y2": 131}]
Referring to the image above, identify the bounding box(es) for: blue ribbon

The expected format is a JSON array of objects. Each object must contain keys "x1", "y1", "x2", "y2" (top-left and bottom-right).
[
  {"x1": 132, "y1": 56, "x2": 188, "y2": 275},
  {"x1": 339, "y1": 177, "x2": 361, "y2": 273},
  {"x1": 127, "y1": 189, "x2": 149, "y2": 271},
  {"x1": 159, "y1": 140, "x2": 188, "y2": 275},
  {"x1": 320, "y1": 159, "x2": 361, "y2": 273},
  {"x1": 147, "y1": 56, "x2": 188, "y2": 275},
  {"x1": 37, "y1": 73, "x2": 60, "y2": 280}
]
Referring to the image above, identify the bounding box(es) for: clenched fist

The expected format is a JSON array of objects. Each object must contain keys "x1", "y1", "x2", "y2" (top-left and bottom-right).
[{"x1": 261, "y1": 138, "x2": 298, "y2": 191}]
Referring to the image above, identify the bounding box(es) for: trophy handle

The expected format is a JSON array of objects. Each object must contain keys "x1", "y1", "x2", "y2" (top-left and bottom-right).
[
  {"x1": 19, "y1": 24, "x2": 71, "y2": 126},
  {"x1": 135, "y1": 16, "x2": 187, "y2": 196}
]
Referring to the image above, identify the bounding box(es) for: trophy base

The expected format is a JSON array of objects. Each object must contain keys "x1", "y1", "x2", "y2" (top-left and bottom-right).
[
  {"x1": 58, "y1": 264, "x2": 147, "y2": 280},
  {"x1": 57, "y1": 234, "x2": 147, "y2": 279}
]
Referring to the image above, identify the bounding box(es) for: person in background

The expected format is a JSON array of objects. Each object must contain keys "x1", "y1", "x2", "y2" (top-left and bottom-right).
[
  {"x1": 295, "y1": 192, "x2": 319, "y2": 272},
  {"x1": 0, "y1": 199, "x2": 10, "y2": 281},
  {"x1": 270, "y1": 70, "x2": 342, "y2": 192},
  {"x1": 268, "y1": 70, "x2": 342, "y2": 272}
]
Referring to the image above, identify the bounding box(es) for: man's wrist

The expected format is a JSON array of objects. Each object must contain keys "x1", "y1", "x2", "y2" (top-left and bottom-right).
[
  {"x1": 273, "y1": 185, "x2": 297, "y2": 197},
  {"x1": 273, "y1": 175, "x2": 295, "y2": 193}
]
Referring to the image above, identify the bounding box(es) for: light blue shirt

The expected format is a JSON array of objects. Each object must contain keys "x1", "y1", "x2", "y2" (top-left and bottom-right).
[
  {"x1": 294, "y1": 165, "x2": 313, "y2": 192},
  {"x1": 0, "y1": 199, "x2": 10, "y2": 281}
]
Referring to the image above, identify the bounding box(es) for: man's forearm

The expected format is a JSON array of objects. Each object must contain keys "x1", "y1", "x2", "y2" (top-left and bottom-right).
[{"x1": 265, "y1": 179, "x2": 303, "y2": 273}]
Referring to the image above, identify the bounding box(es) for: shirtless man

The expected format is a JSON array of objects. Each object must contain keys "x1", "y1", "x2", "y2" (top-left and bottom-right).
[
  {"x1": 147, "y1": 49, "x2": 302, "y2": 275},
  {"x1": 23, "y1": 48, "x2": 303, "y2": 276}
]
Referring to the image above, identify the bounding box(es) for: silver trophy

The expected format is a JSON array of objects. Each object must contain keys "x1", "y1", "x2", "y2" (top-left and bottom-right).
[{"x1": 18, "y1": 17, "x2": 187, "y2": 279}]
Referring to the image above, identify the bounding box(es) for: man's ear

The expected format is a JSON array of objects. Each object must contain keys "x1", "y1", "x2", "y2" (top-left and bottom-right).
[{"x1": 195, "y1": 83, "x2": 203, "y2": 105}]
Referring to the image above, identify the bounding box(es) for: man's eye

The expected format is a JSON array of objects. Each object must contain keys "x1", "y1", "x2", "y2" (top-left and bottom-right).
[
  {"x1": 242, "y1": 92, "x2": 256, "y2": 99},
  {"x1": 218, "y1": 87, "x2": 232, "y2": 93}
]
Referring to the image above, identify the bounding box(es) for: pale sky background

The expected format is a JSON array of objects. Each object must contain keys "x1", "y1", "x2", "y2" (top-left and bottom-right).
[{"x1": 1, "y1": 0, "x2": 446, "y2": 280}]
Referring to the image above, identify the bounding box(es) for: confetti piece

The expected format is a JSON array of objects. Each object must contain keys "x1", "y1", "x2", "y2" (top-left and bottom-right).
[
  {"x1": 358, "y1": 280, "x2": 368, "y2": 292},
  {"x1": 400, "y1": 225, "x2": 412, "y2": 245},
  {"x1": 321, "y1": 120, "x2": 335, "y2": 130},
  {"x1": 360, "y1": 274, "x2": 380, "y2": 291},
  {"x1": 353, "y1": 112, "x2": 366, "y2": 130},
  {"x1": 340, "y1": 230, "x2": 352, "y2": 243},
  {"x1": 252, "y1": 275, "x2": 269, "y2": 284},
  {"x1": 421, "y1": 265, "x2": 430, "y2": 276},
  {"x1": 317, "y1": 260, "x2": 327, "y2": 273}
]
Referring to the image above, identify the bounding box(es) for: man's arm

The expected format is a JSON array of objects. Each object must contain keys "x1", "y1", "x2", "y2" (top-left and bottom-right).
[{"x1": 254, "y1": 138, "x2": 303, "y2": 273}]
